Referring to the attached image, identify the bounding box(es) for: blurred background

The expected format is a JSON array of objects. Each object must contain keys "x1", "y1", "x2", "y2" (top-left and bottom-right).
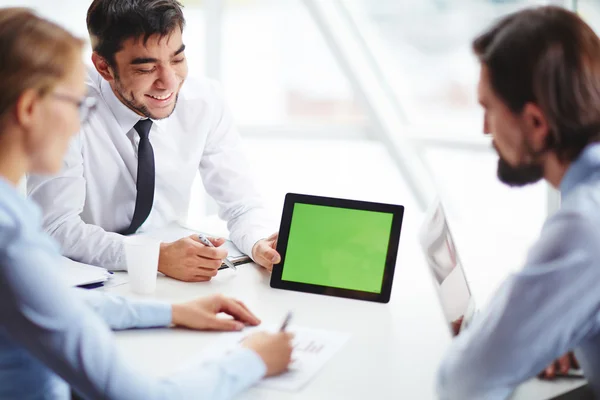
[{"x1": 4, "y1": 0, "x2": 593, "y2": 298}]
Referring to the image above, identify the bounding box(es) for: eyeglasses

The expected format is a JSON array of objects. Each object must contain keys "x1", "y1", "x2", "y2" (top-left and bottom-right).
[{"x1": 52, "y1": 93, "x2": 98, "y2": 123}]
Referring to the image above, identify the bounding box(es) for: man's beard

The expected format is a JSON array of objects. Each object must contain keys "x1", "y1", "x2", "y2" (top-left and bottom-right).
[
  {"x1": 114, "y1": 78, "x2": 178, "y2": 120},
  {"x1": 493, "y1": 136, "x2": 545, "y2": 187},
  {"x1": 496, "y1": 156, "x2": 544, "y2": 187}
]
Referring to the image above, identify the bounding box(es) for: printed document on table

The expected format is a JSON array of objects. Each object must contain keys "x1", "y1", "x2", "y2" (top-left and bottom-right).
[{"x1": 201, "y1": 325, "x2": 350, "y2": 391}]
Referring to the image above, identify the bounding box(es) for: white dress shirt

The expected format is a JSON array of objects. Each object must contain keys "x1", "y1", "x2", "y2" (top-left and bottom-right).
[{"x1": 27, "y1": 67, "x2": 273, "y2": 270}]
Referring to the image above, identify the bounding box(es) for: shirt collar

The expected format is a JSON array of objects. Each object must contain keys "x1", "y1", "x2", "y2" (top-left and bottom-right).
[
  {"x1": 560, "y1": 143, "x2": 600, "y2": 196},
  {"x1": 99, "y1": 78, "x2": 143, "y2": 134},
  {"x1": 98, "y1": 78, "x2": 172, "y2": 134}
]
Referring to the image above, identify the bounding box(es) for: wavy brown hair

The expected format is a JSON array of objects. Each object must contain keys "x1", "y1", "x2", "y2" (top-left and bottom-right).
[{"x1": 0, "y1": 8, "x2": 84, "y2": 123}]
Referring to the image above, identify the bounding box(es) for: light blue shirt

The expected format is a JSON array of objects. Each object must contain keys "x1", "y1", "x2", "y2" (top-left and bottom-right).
[
  {"x1": 437, "y1": 143, "x2": 600, "y2": 399},
  {"x1": 0, "y1": 178, "x2": 266, "y2": 399}
]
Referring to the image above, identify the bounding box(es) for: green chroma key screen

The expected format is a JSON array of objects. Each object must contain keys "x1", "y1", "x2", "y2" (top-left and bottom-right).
[{"x1": 281, "y1": 203, "x2": 394, "y2": 294}]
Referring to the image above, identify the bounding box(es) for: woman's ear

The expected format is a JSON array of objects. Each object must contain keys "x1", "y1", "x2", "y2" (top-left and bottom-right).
[{"x1": 13, "y1": 88, "x2": 39, "y2": 130}]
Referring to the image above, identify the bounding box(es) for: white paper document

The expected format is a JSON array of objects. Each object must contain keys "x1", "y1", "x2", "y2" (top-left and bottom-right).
[
  {"x1": 61, "y1": 258, "x2": 129, "y2": 288},
  {"x1": 102, "y1": 272, "x2": 129, "y2": 288},
  {"x1": 61, "y1": 257, "x2": 110, "y2": 287},
  {"x1": 203, "y1": 325, "x2": 350, "y2": 391}
]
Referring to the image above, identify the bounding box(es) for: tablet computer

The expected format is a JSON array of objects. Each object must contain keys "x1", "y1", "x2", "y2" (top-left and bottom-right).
[{"x1": 270, "y1": 193, "x2": 405, "y2": 303}]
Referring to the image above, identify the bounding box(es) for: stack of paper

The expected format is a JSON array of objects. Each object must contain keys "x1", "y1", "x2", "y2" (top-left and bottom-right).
[{"x1": 61, "y1": 257, "x2": 111, "y2": 287}]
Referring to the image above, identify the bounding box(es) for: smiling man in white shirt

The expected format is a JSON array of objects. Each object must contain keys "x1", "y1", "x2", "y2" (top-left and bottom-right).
[{"x1": 27, "y1": 0, "x2": 280, "y2": 282}]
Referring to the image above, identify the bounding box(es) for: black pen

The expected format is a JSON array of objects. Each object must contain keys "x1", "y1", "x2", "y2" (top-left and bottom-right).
[{"x1": 280, "y1": 312, "x2": 293, "y2": 332}]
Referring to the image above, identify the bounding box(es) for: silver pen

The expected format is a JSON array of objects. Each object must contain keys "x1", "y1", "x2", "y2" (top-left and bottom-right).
[{"x1": 197, "y1": 234, "x2": 237, "y2": 271}]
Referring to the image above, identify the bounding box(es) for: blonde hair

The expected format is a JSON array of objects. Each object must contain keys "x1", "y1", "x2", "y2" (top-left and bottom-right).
[{"x1": 0, "y1": 8, "x2": 84, "y2": 120}]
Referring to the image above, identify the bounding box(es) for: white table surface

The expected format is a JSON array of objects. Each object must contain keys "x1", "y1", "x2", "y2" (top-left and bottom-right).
[{"x1": 105, "y1": 223, "x2": 587, "y2": 400}]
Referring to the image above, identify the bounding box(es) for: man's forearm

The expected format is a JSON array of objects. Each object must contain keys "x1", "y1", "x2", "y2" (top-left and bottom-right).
[{"x1": 51, "y1": 219, "x2": 127, "y2": 270}]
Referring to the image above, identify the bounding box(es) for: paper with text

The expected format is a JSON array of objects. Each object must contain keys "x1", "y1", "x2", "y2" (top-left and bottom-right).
[{"x1": 204, "y1": 325, "x2": 350, "y2": 391}]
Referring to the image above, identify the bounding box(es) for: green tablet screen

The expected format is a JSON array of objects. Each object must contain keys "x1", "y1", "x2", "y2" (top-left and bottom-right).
[{"x1": 281, "y1": 203, "x2": 394, "y2": 294}]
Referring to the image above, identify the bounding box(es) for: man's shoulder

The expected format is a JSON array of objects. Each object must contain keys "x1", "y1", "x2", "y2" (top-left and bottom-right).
[
  {"x1": 538, "y1": 182, "x2": 600, "y2": 250},
  {"x1": 560, "y1": 176, "x2": 600, "y2": 224}
]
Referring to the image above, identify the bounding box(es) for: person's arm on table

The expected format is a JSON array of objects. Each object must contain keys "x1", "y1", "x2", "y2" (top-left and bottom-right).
[
  {"x1": 27, "y1": 134, "x2": 128, "y2": 270},
  {"x1": 27, "y1": 135, "x2": 225, "y2": 281},
  {"x1": 437, "y1": 214, "x2": 600, "y2": 400},
  {"x1": 1, "y1": 225, "x2": 292, "y2": 399},
  {"x1": 77, "y1": 289, "x2": 260, "y2": 332},
  {"x1": 197, "y1": 81, "x2": 280, "y2": 270}
]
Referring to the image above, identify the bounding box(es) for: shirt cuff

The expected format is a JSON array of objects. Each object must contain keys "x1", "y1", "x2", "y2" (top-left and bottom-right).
[
  {"x1": 217, "y1": 348, "x2": 267, "y2": 387},
  {"x1": 113, "y1": 240, "x2": 127, "y2": 271},
  {"x1": 238, "y1": 229, "x2": 274, "y2": 263},
  {"x1": 131, "y1": 300, "x2": 172, "y2": 328}
]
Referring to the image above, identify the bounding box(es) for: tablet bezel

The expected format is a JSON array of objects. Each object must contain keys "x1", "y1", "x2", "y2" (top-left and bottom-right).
[{"x1": 270, "y1": 193, "x2": 404, "y2": 303}]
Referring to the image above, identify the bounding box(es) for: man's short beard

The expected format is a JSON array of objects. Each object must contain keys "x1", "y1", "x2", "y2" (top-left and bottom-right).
[{"x1": 114, "y1": 76, "x2": 178, "y2": 120}]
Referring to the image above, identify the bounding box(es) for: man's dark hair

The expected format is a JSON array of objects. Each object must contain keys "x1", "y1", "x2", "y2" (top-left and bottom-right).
[
  {"x1": 87, "y1": 0, "x2": 185, "y2": 67},
  {"x1": 473, "y1": 6, "x2": 600, "y2": 162}
]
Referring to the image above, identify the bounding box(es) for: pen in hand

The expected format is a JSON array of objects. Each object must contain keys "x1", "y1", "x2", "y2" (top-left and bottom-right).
[
  {"x1": 280, "y1": 312, "x2": 293, "y2": 332},
  {"x1": 197, "y1": 234, "x2": 237, "y2": 271}
]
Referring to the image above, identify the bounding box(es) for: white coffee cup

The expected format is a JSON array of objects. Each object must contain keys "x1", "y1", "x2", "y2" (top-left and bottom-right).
[{"x1": 125, "y1": 236, "x2": 160, "y2": 295}]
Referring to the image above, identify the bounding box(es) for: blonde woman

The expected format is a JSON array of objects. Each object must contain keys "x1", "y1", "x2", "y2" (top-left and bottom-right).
[{"x1": 0, "y1": 8, "x2": 292, "y2": 400}]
